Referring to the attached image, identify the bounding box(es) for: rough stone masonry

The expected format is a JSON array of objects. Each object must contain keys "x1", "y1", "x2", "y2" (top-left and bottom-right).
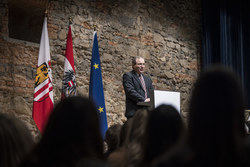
[{"x1": 0, "y1": 0, "x2": 201, "y2": 138}]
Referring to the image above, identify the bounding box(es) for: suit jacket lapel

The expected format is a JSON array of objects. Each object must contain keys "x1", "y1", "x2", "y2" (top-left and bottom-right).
[{"x1": 132, "y1": 71, "x2": 144, "y2": 90}]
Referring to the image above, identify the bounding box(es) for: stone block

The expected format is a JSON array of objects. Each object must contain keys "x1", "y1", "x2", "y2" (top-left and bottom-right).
[
  {"x1": 13, "y1": 96, "x2": 31, "y2": 115},
  {"x1": 153, "y1": 32, "x2": 164, "y2": 44},
  {"x1": 139, "y1": 49, "x2": 150, "y2": 59},
  {"x1": 58, "y1": 29, "x2": 67, "y2": 40}
]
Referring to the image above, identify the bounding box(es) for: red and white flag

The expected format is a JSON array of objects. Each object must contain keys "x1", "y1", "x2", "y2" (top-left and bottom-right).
[
  {"x1": 33, "y1": 17, "x2": 53, "y2": 133},
  {"x1": 61, "y1": 24, "x2": 76, "y2": 98}
]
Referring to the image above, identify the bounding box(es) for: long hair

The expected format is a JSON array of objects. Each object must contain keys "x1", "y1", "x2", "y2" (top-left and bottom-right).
[
  {"x1": 25, "y1": 96, "x2": 103, "y2": 167},
  {"x1": 124, "y1": 109, "x2": 148, "y2": 167},
  {"x1": 142, "y1": 105, "x2": 184, "y2": 165},
  {"x1": 188, "y1": 65, "x2": 246, "y2": 165},
  {"x1": 105, "y1": 124, "x2": 122, "y2": 156},
  {"x1": 0, "y1": 113, "x2": 34, "y2": 167}
]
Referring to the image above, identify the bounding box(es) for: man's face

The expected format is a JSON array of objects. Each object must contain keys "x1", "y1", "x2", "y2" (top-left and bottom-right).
[{"x1": 133, "y1": 58, "x2": 145, "y2": 74}]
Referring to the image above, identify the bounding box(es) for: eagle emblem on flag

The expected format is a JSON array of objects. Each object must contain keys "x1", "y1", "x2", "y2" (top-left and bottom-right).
[{"x1": 62, "y1": 70, "x2": 76, "y2": 97}]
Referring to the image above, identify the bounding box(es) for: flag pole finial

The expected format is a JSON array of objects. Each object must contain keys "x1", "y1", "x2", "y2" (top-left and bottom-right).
[
  {"x1": 45, "y1": 9, "x2": 48, "y2": 17},
  {"x1": 69, "y1": 17, "x2": 73, "y2": 25},
  {"x1": 93, "y1": 24, "x2": 96, "y2": 31}
]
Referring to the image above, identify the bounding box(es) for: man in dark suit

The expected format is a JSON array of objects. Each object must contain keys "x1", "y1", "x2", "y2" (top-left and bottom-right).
[{"x1": 123, "y1": 56, "x2": 154, "y2": 119}]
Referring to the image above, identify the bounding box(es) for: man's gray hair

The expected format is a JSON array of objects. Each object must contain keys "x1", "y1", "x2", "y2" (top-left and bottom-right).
[{"x1": 132, "y1": 56, "x2": 144, "y2": 66}]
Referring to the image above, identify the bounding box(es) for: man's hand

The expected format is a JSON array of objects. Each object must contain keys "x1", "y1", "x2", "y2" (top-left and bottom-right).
[{"x1": 144, "y1": 98, "x2": 150, "y2": 102}]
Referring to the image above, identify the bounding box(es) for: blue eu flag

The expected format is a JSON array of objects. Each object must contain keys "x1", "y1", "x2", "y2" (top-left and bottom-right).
[{"x1": 89, "y1": 31, "x2": 108, "y2": 139}]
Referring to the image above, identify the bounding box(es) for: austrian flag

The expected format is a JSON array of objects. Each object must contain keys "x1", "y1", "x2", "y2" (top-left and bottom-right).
[
  {"x1": 33, "y1": 17, "x2": 54, "y2": 133},
  {"x1": 62, "y1": 24, "x2": 76, "y2": 98},
  {"x1": 68, "y1": 80, "x2": 74, "y2": 87}
]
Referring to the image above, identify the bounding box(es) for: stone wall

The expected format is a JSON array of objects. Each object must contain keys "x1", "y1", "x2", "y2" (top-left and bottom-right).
[{"x1": 0, "y1": 0, "x2": 201, "y2": 137}]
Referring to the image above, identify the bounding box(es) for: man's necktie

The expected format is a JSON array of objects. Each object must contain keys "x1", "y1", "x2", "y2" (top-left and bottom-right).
[{"x1": 139, "y1": 74, "x2": 147, "y2": 98}]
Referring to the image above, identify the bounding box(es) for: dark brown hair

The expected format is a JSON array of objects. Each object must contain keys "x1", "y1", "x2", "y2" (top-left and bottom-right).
[
  {"x1": 188, "y1": 65, "x2": 246, "y2": 166},
  {"x1": 132, "y1": 56, "x2": 144, "y2": 66},
  {"x1": 21, "y1": 96, "x2": 103, "y2": 167},
  {"x1": 0, "y1": 113, "x2": 34, "y2": 167}
]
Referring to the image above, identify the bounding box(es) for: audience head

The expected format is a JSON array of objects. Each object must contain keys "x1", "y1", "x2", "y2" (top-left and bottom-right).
[
  {"x1": 29, "y1": 96, "x2": 103, "y2": 166},
  {"x1": 124, "y1": 109, "x2": 149, "y2": 167},
  {"x1": 189, "y1": 65, "x2": 246, "y2": 140},
  {"x1": 0, "y1": 113, "x2": 34, "y2": 167},
  {"x1": 188, "y1": 64, "x2": 246, "y2": 165},
  {"x1": 105, "y1": 124, "x2": 122, "y2": 155},
  {"x1": 142, "y1": 104, "x2": 184, "y2": 164},
  {"x1": 119, "y1": 119, "x2": 131, "y2": 147},
  {"x1": 126, "y1": 109, "x2": 148, "y2": 144}
]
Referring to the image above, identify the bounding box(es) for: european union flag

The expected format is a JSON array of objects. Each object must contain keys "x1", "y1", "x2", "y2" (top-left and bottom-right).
[{"x1": 89, "y1": 31, "x2": 108, "y2": 139}]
